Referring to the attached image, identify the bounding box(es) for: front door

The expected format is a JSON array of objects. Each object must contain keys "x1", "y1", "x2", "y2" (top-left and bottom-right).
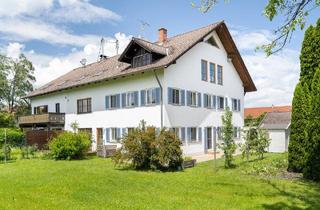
[{"x1": 206, "y1": 127, "x2": 212, "y2": 150}]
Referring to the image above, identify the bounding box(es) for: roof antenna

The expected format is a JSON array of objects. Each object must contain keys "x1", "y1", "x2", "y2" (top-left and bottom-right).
[
  {"x1": 139, "y1": 20, "x2": 150, "y2": 39},
  {"x1": 98, "y1": 37, "x2": 107, "y2": 61}
]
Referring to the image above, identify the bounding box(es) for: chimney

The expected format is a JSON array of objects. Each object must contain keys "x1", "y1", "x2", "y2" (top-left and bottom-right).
[{"x1": 158, "y1": 28, "x2": 167, "y2": 43}]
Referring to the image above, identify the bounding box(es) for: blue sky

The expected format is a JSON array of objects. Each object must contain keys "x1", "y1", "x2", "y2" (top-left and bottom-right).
[{"x1": 0, "y1": 0, "x2": 319, "y2": 107}]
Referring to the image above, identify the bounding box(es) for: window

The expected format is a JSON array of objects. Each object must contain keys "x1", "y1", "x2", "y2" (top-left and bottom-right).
[
  {"x1": 201, "y1": 60, "x2": 208, "y2": 81},
  {"x1": 190, "y1": 127, "x2": 197, "y2": 142},
  {"x1": 217, "y1": 96, "x2": 224, "y2": 110},
  {"x1": 190, "y1": 92, "x2": 197, "y2": 106},
  {"x1": 233, "y1": 127, "x2": 241, "y2": 139},
  {"x1": 209, "y1": 63, "x2": 216, "y2": 83},
  {"x1": 146, "y1": 88, "x2": 156, "y2": 105},
  {"x1": 111, "y1": 128, "x2": 120, "y2": 142},
  {"x1": 110, "y1": 95, "x2": 117, "y2": 108},
  {"x1": 127, "y1": 127, "x2": 135, "y2": 134},
  {"x1": 132, "y1": 53, "x2": 152, "y2": 67},
  {"x1": 35, "y1": 105, "x2": 48, "y2": 114},
  {"x1": 126, "y1": 92, "x2": 136, "y2": 107},
  {"x1": 206, "y1": 36, "x2": 219, "y2": 48},
  {"x1": 204, "y1": 94, "x2": 212, "y2": 108},
  {"x1": 77, "y1": 98, "x2": 91, "y2": 114},
  {"x1": 232, "y1": 98, "x2": 240, "y2": 112},
  {"x1": 217, "y1": 65, "x2": 223, "y2": 85},
  {"x1": 172, "y1": 89, "x2": 180, "y2": 105},
  {"x1": 171, "y1": 127, "x2": 180, "y2": 138},
  {"x1": 55, "y1": 103, "x2": 60, "y2": 113}
]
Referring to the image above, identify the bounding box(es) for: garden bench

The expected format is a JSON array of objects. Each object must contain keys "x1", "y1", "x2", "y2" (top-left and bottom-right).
[{"x1": 183, "y1": 159, "x2": 196, "y2": 169}]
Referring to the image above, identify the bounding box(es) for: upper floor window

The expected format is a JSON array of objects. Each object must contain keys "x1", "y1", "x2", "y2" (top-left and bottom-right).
[
  {"x1": 201, "y1": 60, "x2": 208, "y2": 81},
  {"x1": 190, "y1": 92, "x2": 197, "y2": 106},
  {"x1": 110, "y1": 95, "x2": 118, "y2": 108},
  {"x1": 124, "y1": 92, "x2": 138, "y2": 107},
  {"x1": 232, "y1": 98, "x2": 241, "y2": 112},
  {"x1": 132, "y1": 53, "x2": 152, "y2": 68},
  {"x1": 217, "y1": 96, "x2": 224, "y2": 110},
  {"x1": 172, "y1": 89, "x2": 180, "y2": 105},
  {"x1": 55, "y1": 103, "x2": 60, "y2": 113},
  {"x1": 34, "y1": 105, "x2": 48, "y2": 114},
  {"x1": 77, "y1": 98, "x2": 91, "y2": 114},
  {"x1": 217, "y1": 65, "x2": 223, "y2": 85},
  {"x1": 209, "y1": 63, "x2": 216, "y2": 83}
]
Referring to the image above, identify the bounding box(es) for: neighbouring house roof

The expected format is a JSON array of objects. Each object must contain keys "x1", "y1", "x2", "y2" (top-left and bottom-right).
[
  {"x1": 244, "y1": 105, "x2": 292, "y2": 119},
  {"x1": 260, "y1": 111, "x2": 291, "y2": 130},
  {"x1": 26, "y1": 21, "x2": 256, "y2": 98}
]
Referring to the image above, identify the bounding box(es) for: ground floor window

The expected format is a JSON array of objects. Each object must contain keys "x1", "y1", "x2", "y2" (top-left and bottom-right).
[
  {"x1": 111, "y1": 128, "x2": 120, "y2": 142},
  {"x1": 190, "y1": 127, "x2": 197, "y2": 142}
]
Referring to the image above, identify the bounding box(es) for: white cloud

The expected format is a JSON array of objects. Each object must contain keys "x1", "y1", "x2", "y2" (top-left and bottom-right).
[
  {"x1": 6, "y1": 33, "x2": 132, "y2": 87},
  {"x1": 52, "y1": 0, "x2": 121, "y2": 23},
  {"x1": 234, "y1": 30, "x2": 273, "y2": 51},
  {"x1": 243, "y1": 49, "x2": 300, "y2": 107},
  {"x1": 6, "y1": 42, "x2": 25, "y2": 59},
  {"x1": 0, "y1": 0, "x2": 53, "y2": 17},
  {"x1": 0, "y1": 18, "x2": 102, "y2": 47}
]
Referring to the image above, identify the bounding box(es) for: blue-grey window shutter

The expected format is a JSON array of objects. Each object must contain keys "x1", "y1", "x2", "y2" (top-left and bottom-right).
[
  {"x1": 198, "y1": 93, "x2": 202, "y2": 107},
  {"x1": 187, "y1": 127, "x2": 191, "y2": 141},
  {"x1": 105, "y1": 128, "x2": 110, "y2": 142},
  {"x1": 198, "y1": 127, "x2": 202, "y2": 142},
  {"x1": 140, "y1": 90, "x2": 146, "y2": 106},
  {"x1": 168, "y1": 87, "x2": 172, "y2": 104},
  {"x1": 134, "y1": 91, "x2": 139, "y2": 107},
  {"x1": 225, "y1": 97, "x2": 228, "y2": 109},
  {"x1": 212, "y1": 95, "x2": 216, "y2": 109},
  {"x1": 187, "y1": 91, "x2": 191, "y2": 106},
  {"x1": 155, "y1": 88, "x2": 160, "y2": 104},
  {"x1": 105, "y1": 96, "x2": 109, "y2": 109},
  {"x1": 204, "y1": 94, "x2": 208, "y2": 108},
  {"x1": 117, "y1": 128, "x2": 121, "y2": 139},
  {"x1": 204, "y1": 128, "x2": 207, "y2": 150},
  {"x1": 116, "y1": 94, "x2": 121, "y2": 108},
  {"x1": 238, "y1": 99, "x2": 241, "y2": 112},
  {"x1": 181, "y1": 127, "x2": 185, "y2": 142},
  {"x1": 180, "y1": 89, "x2": 185, "y2": 106},
  {"x1": 121, "y1": 93, "x2": 126, "y2": 108}
]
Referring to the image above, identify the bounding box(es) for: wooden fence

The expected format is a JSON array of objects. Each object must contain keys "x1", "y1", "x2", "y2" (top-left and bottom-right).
[{"x1": 26, "y1": 130, "x2": 63, "y2": 149}]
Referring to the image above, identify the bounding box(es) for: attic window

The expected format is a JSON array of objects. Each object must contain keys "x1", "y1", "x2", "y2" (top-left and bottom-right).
[
  {"x1": 206, "y1": 36, "x2": 219, "y2": 48},
  {"x1": 132, "y1": 53, "x2": 152, "y2": 68}
]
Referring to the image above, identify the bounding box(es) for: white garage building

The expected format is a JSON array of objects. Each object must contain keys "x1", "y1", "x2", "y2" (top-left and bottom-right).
[{"x1": 260, "y1": 111, "x2": 291, "y2": 153}]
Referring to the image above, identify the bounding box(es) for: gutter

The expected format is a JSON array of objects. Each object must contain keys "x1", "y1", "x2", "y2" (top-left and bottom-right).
[{"x1": 153, "y1": 69, "x2": 163, "y2": 129}]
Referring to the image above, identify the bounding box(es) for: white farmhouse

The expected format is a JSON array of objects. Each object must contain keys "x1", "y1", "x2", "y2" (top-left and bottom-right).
[{"x1": 20, "y1": 21, "x2": 256, "y2": 155}]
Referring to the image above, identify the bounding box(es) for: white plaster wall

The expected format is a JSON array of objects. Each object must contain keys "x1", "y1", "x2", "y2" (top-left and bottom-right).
[
  {"x1": 163, "y1": 31, "x2": 245, "y2": 155},
  {"x1": 268, "y1": 129, "x2": 288, "y2": 153}
]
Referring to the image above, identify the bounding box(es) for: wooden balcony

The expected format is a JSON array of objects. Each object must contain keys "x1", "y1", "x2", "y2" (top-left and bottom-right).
[{"x1": 18, "y1": 113, "x2": 65, "y2": 126}]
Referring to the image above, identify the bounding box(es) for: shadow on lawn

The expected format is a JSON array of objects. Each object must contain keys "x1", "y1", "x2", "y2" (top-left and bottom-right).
[{"x1": 261, "y1": 179, "x2": 320, "y2": 209}]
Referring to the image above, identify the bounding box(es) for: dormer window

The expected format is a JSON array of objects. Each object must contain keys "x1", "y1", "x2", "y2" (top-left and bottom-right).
[{"x1": 132, "y1": 53, "x2": 152, "y2": 68}]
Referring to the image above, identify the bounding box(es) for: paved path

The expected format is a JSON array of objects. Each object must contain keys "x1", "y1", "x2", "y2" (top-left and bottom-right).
[{"x1": 192, "y1": 151, "x2": 241, "y2": 163}]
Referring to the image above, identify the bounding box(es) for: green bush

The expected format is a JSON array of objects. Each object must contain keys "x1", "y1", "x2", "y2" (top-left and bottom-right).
[
  {"x1": 113, "y1": 121, "x2": 183, "y2": 171},
  {"x1": 151, "y1": 129, "x2": 183, "y2": 170},
  {"x1": 0, "y1": 144, "x2": 11, "y2": 161},
  {"x1": 49, "y1": 131, "x2": 91, "y2": 160},
  {"x1": 0, "y1": 111, "x2": 15, "y2": 128},
  {"x1": 0, "y1": 128, "x2": 25, "y2": 147},
  {"x1": 21, "y1": 145, "x2": 38, "y2": 159}
]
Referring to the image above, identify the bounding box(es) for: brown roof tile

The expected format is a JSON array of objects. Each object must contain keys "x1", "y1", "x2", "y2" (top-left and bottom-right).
[
  {"x1": 244, "y1": 106, "x2": 292, "y2": 119},
  {"x1": 27, "y1": 21, "x2": 256, "y2": 98}
]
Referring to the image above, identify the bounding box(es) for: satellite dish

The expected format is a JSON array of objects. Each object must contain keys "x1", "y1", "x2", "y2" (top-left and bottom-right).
[{"x1": 80, "y1": 58, "x2": 87, "y2": 66}]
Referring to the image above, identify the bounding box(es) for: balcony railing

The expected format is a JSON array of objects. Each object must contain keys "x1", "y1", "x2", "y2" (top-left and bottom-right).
[{"x1": 18, "y1": 113, "x2": 65, "y2": 125}]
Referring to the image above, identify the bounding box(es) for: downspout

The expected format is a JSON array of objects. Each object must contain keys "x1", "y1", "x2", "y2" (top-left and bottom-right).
[{"x1": 153, "y1": 69, "x2": 163, "y2": 129}]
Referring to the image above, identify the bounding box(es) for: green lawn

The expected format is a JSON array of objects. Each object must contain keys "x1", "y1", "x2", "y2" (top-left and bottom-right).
[{"x1": 0, "y1": 153, "x2": 319, "y2": 210}]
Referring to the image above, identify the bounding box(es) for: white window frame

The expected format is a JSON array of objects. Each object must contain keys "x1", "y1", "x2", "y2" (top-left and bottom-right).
[
  {"x1": 190, "y1": 91, "x2": 197, "y2": 106},
  {"x1": 232, "y1": 98, "x2": 238, "y2": 112},
  {"x1": 218, "y1": 96, "x2": 225, "y2": 110},
  {"x1": 111, "y1": 128, "x2": 120, "y2": 142},
  {"x1": 172, "y1": 88, "x2": 180, "y2": 105},
  {"x1": 146, "y1": 88, "x2": 156, "y2": 105},
  {"x1": 190, "y1": 127, "x2": 197, "y2": 143},
  {"x1": 126, "y1": 92, "x2": 136, "y2": 107},
  {"x1": 205, "y1": 94, "x2": 212, "y2": 108}
]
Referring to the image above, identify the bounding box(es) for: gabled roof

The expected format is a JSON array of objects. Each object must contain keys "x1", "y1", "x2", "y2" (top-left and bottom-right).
[
  {"x1": 260, "y1": 111, "x2": 291, "y2": 130},
  {"x1": 245, "y1": 106, "x2": 292, "y2": 119},
  {"x1": 26, "y1": 21, "x2": 256, "y2": 98}
]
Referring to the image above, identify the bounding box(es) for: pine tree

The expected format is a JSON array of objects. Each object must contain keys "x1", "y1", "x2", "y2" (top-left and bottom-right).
[
  {"x1": 300, "y1": 19, "x2": 320, "y2": 87},
  {"x1": 288, "y1": 82, "x2": 310, "y2": 172},
  {"x1": 304, "y1": 67, "x2": 320, "y2": 181}
]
